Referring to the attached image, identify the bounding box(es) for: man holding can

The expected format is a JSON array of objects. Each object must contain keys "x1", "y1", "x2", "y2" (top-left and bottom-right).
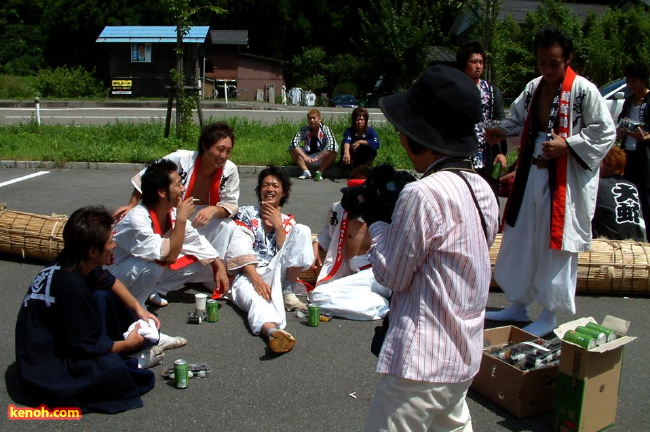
[
  {"x1": 484, "y1": 26, "x2": 616, "y2": 337},
  {"x1": 362, "y1": 65, "x2": 499, "y2": 431}
]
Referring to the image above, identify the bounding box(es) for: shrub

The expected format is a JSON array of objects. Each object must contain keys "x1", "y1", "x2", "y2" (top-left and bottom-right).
[{"x1": 33, "y1": 66, "x2": 106, "y2": 99}]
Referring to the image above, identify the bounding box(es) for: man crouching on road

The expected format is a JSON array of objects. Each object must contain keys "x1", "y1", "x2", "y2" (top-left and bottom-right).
[{"x1": 362, "y1": 65, "x2": 499, "y2": 431}]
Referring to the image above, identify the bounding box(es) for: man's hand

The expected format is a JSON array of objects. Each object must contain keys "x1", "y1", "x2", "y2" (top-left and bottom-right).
[
  {"x1": 628, "y1": 126, "x2": 650, "y2": 142},
  {"x1": 124, "y1": 323, "x2": 146, "y2": 351},
  {"x1": 311, "y1": 242, "x2": 323, "y2": 270},
  {"x1": 113, "y1": 204, "x2": 134, "y2": 221},
  {"x1": 177, "y1": 197, "x2": 195, "y2": 223},
  {"x1": 260, "y1": 201, "x2": 283, "y2": 231},
  {"x1": 542, "y1": 129, "x2": 569, "y2": 160},
  {"x1": 192, "y1": 205, "x2": 218, "y2": 227},
  {"x1": 484, "y1": 127, "x2": 506, "y2": 145},
  {"x1": 253, "y1": 279, "x2": 272, "y2": 301},
  {"x1": 213, "y1": 258, "x2": 230, "y2": 294},
  {"x1": 136, "y1": 309, "x2": 161, "y2": 329},
  {"x1": 494, "y1": 153, "x2": 507, "y2": 168}
]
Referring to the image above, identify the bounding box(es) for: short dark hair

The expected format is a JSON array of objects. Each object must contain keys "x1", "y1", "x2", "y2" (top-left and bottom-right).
[
  {"x1": 624, "y1": 62, "x2": 650, "y2": 87},
  {"x1": 141, "y1": 159, "x2": 178, "y2": 208},
  {"x1": 255, "y1": 165, "x2": 292, "y2": 206},
  {"x1": 198, "y1": 121, "x2": 235, "y2": 155},
  {"x1": 405, "y1": 134, "x2": 429, "y2": 156},
  {"x1": 456, "y1": 41, "x2": 485, "y2": 70},
  {"x1": 349, "y1": 165, "x2": 371, "y2": 180},
  {"x1": 351, "y1": 107, "x2": 369, "y2": 130},
  {"x1": 533, "y1": 26, "x2": 573, "y2": 60},
  {"x1": 58, "y1": 205, "x2": 113, "y2": 272}
]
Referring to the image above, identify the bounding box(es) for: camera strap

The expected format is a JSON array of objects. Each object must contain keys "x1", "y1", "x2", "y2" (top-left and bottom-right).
[{"x1": 423, "y1": 158, "x2": 489, "y2": 242}]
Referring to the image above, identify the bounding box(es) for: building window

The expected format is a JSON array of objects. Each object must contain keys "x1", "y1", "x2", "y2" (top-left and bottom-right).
[{"x1": 131, "y1": 43, "x2": 152, "y2": 63}]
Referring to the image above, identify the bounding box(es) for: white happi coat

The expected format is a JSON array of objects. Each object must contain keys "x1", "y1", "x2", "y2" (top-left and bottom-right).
[
  {"x1": 501, "y1": 74, "x2": 616, "y2": 252},
  {"x1": 108, "y1": 204, "x2": 218, "y2": 305},
  {"x1": 310, "y1": 202, "x2": 390, "y2": 320},
  {"x1": 131, "y1": 150, "x2": 239, "y2": 256},
  {"x1": 225, "y1": 206, "x2": 313, "y2": 334}
]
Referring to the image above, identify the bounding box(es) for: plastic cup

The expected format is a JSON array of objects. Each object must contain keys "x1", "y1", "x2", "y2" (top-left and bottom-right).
[{"x1": 195, "y1": 293, "x2": 208, "y2": 314}]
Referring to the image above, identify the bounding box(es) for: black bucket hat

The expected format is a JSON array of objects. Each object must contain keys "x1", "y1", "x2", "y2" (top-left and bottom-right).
[{"x1": 379, "y1": 65, "x2": 482, "y2": 157}]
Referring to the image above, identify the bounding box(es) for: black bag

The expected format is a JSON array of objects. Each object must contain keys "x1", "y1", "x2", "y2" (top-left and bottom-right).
[{"x1": 370, "y1": 312, "x2": 389, "y2": 357}]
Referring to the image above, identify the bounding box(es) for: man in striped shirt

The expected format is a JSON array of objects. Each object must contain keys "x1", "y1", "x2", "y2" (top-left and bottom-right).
[{"x1": 363, "y1": 65, "x2": 499, "y2": 431}]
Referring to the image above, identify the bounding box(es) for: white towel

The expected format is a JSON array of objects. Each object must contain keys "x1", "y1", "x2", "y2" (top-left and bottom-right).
[{"x1": 123, "y1": 318, "x2": 160, "y2": 343}]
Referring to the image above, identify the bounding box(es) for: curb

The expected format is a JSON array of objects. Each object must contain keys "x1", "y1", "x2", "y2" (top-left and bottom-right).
[{"x1": 0, "y1": 160, "x2": 351, "y2": 179}]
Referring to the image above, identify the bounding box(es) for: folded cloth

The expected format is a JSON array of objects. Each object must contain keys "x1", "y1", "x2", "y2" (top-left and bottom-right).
[{"x1": 123, "y1": 318, "x2": 160, "y2": 343}]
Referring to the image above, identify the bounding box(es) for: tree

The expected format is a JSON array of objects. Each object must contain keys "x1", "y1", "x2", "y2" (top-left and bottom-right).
[
  {"x1": 466, "y1": 0, "x2": 503, "y2": 82},
  {"x1": 357, "y1": 0, "x2": 462, "y2": 91},
  {"x1": 0, "y1": 0, "x2": 45, "y2": 75},
  {"x1": 161, "y1": 0, "x2": 224, "y2": 139}
]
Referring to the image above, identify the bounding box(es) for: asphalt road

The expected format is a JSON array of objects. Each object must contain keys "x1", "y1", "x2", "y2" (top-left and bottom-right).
[
  {"x1": 0, "y1": 101, "x2": 387, "y2": 126},
  {"x1": 0, "y1": 165, "x2": 648, "y2": 431}
]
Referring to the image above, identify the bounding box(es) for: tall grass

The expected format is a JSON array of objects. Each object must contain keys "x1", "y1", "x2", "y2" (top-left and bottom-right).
[
  {"x1": 0, "y1": 117, "x2": 411, "y2": 169},
  {"x1": 0, "y1": 76, "x2": 34, "y2": 99}
]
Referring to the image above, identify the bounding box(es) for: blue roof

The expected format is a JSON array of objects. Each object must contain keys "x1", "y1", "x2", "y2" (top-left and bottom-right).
[{"x1": 96, "y1": 26, "x2": 210, "y2": 44}]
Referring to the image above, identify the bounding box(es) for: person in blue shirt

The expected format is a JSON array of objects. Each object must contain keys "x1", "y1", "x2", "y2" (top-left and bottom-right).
[{"x1": 341, "y1": 107, "x2": 380, "y2": 168}]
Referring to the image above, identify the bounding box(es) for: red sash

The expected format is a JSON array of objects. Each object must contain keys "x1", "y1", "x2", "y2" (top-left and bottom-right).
[
  {"x1": 510, "y1": 68, "x2": 576, "y2": 250},
  {"x1": 149, "y1": 208, "x2": 198, "y2": 270},
  {"x1": 548, "y1": 67, "x2": 576, "y2": 249},
  {"x1": 315, "y1": 211, "x2": 349, "y2": 286},
  {"x1": 186, "y1": 155, "x2": 223, "y2": 206}
]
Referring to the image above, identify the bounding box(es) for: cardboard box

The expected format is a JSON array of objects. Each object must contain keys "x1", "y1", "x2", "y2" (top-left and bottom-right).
[
  {"x1": 552, "y1": 316, "x2": 636, "y2": 432},
  {"x1": 471, "y1": 326, "x2": 559, "y2": 418}
]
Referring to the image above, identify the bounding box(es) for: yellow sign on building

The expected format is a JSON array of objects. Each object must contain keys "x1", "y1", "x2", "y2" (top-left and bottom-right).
[{"x1": 112, "y1": 80, "x2": 132, "y2": 87}]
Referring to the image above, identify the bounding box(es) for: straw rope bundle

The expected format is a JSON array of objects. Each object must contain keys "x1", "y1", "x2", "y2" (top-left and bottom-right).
[
  {"x1": 489, "y1": 233, "x2": 650, "y2": 295},
  {"x1": 0, "y1": 205, "x2": 67, "y2": 260},
  {"x1": 1, "y1": 207, "x2": 648, "y2": 295}
]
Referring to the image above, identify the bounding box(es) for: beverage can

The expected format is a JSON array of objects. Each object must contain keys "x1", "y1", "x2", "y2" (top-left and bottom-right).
[
  {"x1": 585, "y1": 322, "x2": 617, "y2": 343},
  {"x1": 491, "y1": 162, "x2": 503, "y2": 179},
  {"x1": 307, "y1": 304, "x2": 320, "y2": 327},
  {"x1": 206, "y1": 299, "x2": 219, "y2": 323},
  {"x1": 174, "y1": 359, "x2": 189, "y2": 389},
  {"x1": 563, "y1": 330, "x2": 597, "y2": 350},
  {"x1": 575, "y1": 325, "x2": 607, "y2": 346}
]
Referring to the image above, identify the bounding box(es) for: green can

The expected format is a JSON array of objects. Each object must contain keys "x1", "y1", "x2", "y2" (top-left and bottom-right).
[
  {"x1": 174, "y1": 359, "x2": 189, "y2": 389},
  {"x1": 490, "y1": 161, "x2": 503, "y2": 179},
  {"x1": 575, "y1": 325, "x2": 607, "y2": 346},
  {"x1": 586, "y1": 322, "x2": 617, "y2": 343},
  {"x1": 206, "y1": 299, "x2": 219, "y2": 323},
  {"x1": 307, "y1": 304, "x2": 320, "y2": 327},
  {"x1": 563, "y1": 330, "x2": 596, "y2": 350}
]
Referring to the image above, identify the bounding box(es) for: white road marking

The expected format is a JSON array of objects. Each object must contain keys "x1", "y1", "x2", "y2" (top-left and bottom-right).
[{"x1": 0, "y1": 171, "x2": 50, "y2": 188}]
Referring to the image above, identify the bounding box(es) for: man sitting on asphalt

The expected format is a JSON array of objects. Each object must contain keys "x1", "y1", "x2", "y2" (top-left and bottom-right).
[
  {"x1": 15, "y1": 205, "x2": 186, "y2": 414},
  {"x1": 108, "y1": 159, "x2": 229, "y2": 307},
  {"x1": 310, "y1": 166, "x2": 393, "y2": 320},
  {"x1": 225, "y1": 166, "x2": 314, "y2": 354},
  {"x1": 288, "y1": 109, "x2": 339, "y2": 181},
  {"x1": 114, "y1": 122, "x2": 239, "y2": 306}
]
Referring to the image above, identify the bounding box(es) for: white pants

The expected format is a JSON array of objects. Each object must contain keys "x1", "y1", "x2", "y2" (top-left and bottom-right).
[
  {"x1": 195, "y1": 212, "x2": 235, "y2": 258},
  {"x1": 494, "y1": 133, "x2": 578, "y2": 314},
  {"x1": 229, "y1": 225, "x2": 313, "y2": 335},
  {"x1": 310, "y1": 269, "x2": 390, "y2": 320},
  {"x1": 364, "y1": 374, "x2": 473, "y2": 432},
  {"x1": 109, "y1": 258, "x2": 214, "y2": 305}
]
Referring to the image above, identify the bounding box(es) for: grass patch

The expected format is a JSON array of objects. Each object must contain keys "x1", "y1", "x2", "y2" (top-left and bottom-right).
[
  {"x1": 0, "y1": 75, "x2": 35, "y2": 99},
  {"x1": 0, "y1": 117, "x2": 412, "y2": 169}
]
